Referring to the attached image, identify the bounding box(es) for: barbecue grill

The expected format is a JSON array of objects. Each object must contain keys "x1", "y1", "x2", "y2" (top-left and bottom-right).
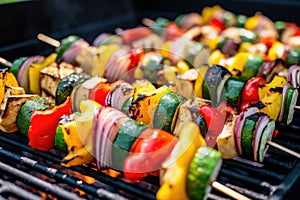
[{"x1": 0, "y1": 0, "x2": 300, "y2": 199}]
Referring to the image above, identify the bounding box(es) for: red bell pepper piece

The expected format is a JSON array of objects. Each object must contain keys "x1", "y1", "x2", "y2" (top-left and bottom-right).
[
  {"x1": 199, "y1": 103, "x2": 227, "y2": 148},
  {"x1": 128, "y1": 47, "x2": 144, "y2": 72},
  {"x1": 126, "y1": 47, "x2": 144, "y2": 83},
  {"x1": 209, "y1": 17, "x2": 225, "y2": 31},
  {"x1": 123, "y1": 128, "x2": 178, "y2": 181},
  {"x1": 89, "y1": 81, "x2": 120, "y2": 106},
  {"x1": 273, "y1": 129, "x2": 279, "y2": 138},
  {"x1": 260, "y1": 37, "x2": 277, "y2": 48},
  {"x1": 240, "y1": 76, "x2": 266, "y2": 111},
  {"x1": 122, "y1": 27, "x2": 153, "y2": 45},
  {"x1": 28, "y1": 97, "x2": 72, "y2": 151},
  {"x1": 164, "y1": 22, "x2": 185, "y2": 41}
]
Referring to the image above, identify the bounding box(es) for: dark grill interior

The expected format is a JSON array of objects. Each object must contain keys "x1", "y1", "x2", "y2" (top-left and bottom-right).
[
  {"x1": 1, "y1": 0, "x2": 300, "y2": 199},
  {"x1": 0, "y1": 111, "x2": 299, "y2": 200}
]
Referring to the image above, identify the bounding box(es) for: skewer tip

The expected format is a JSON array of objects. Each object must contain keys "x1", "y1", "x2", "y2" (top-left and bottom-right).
[
  {"x1": 267, "y1": 140, "x2": 300, "y2": 159},
  {"x1": 212, "y1": 181, "x2": 251, "y2": 200},
  {"x1": 142, "y1": 18, "x2": 155, "y2": 27},
  {"x1": 0, "y1": 57, "x2": 12, "y2": 67},
  {"x1": 37, "y1": 33, "x2": 60, "y2": 48},
  {"x1": 115, "y1": 28, "x2": 124, "y2": 35}
]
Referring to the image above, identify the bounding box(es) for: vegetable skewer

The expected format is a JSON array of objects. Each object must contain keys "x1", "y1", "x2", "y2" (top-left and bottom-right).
[
  {"x1": 1, "y1": 5, "x2": 298, "y2": 200},
  {"x1": 1, "y1": 54, "x2": 297, "y2": 161}
]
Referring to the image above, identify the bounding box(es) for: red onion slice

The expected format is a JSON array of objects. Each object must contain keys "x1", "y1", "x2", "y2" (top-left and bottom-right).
[
  {"x1": 94, "y1": 107, "x2": 104, "y2": 169},
  {"x1": 258, "y1": 120, "x2": 275, "y2": 163},
  {"x1": 105, "y1": 49, "x2": 131, "y2": 83},
  {"x1": 100, "y1": 110, "x2": 127, "y2": 168},
  {"x1": 93, "y1": 33, "x2": 112, "y2": 46},
  {"x1": 291, "y1": 66, "x2": 300, "y2": 88},
  {"x1": 253, "y1": 115, "x2": 270, "y2": 162},
  {"x1": 18, "y1": 55, "x2": 45, "y2": 92},
  {"x1": 59, "y1": 39, "x2": 90, "y2": 65},
  {"x1": 107, "y1": 82, "x2": 134, "y2": 111},
  {"x1": 94, "y1": 107, "x2": 128, "y2": 169},
  {"x1": 278, "y1": 82, "x2": 292, "y2": 122},
  {"x1": 234, "y1": 107, "x2": 259, "y2": 155},
  {"x1": 288, "y1": 65, "x2": 300, "y2": 85}
]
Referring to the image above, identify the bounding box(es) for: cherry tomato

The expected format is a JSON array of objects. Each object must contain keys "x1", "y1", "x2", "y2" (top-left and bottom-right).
[{"x1": 123, "y1": 128, "x2": 177, "y2": 181}]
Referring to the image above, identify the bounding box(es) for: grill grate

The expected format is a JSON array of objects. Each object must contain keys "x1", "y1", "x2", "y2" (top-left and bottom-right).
[{"x1": 0, "y1": 115, "x2": 299, "y2": 200}]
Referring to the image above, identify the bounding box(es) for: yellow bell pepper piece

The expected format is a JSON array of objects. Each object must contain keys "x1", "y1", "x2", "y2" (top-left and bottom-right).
[
  {"x1": 162, "y1": 66, "x2": 178, "y2": 84},
  {"x1": 260, "y1": 91, "x2": 283, "y2": 121},
  {"x1": 3, "y1": 71, "x2": 19, "y2": 87},
  {"x1": 245, "y1": 15, "x2": 260, "y2": 30},
  {"x1": 132, "y1": 80, "x2": 156, "y2": 100},
  {"x1": 62, "y1": 100, "x2": 101, "y2": 167},
  {"x1": 268, "y1": 41, "x2": 284, "y2": 61},
  {"x1": 0, "y1": 70, "x2": 19, "y2": 104},
  {"x1": 29, "y1": 53, "x2": 57, "y2": 94},
  {"x1": 176, "y1": 60, "x2": 190, "y2": 74},
  {"x1": 133, "y1": 85, "x2": 170, "y2": 126},
  {"x1": 160, "y1": 41, "x2": 172, "y2": 58},
  {"x1": 208, "y1": 50, "x2": 224, "y2": 66},
  {"x1": 207, "y1": 36, "x2": 220, "y2": 50},
  {"x1": 194, "y1": 65, "x2": 209, "y2": 98},
  {"x1": 202, "y1": 5, "x2": 221, "y2": 24},
  {"x1": 258, "y1": 75, "x2": 286, "y2": 121},
  {"x1": 91, "y1": 44, "x2": 120, "y2": 77},
  {"x1": 157, "y1": 122, "x2": 206, "y2": 200},
  {"x1": 228, "y1": 52, "x2": 250, "y2": 72},
  {"x1": 258, "y1": 75, "x2": 286, "y2": 100},
  {"x1": 0, "y1": 79, "x2": 4, "y2": 105},
  {"x1": 239, "y1": 42, "x2": 252, "y2": 52},
  {"x1": 134, "y1": 66, "x2": 144, "y2": 80}
]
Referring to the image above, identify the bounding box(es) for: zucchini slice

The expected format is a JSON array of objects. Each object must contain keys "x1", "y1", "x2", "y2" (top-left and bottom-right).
[
  {"x1": 241, "y1": 114, "x2": 258, "y2": 158},
  {"x1": 253, "y1": 114, "x2": 269, "y2": 162},
  {"x1": 153, "y1": 92, "x2": 186, "y2": 132},
  {"x1": 112, "y1": 119, "x2": 148, "y2": 170},
  {"x1": 258, "y1": 120, "x2": 275, "y2": 163},
  {"x1": 234, "y1": 107, "x2": 259, "y2": 155},
  {"x1": 202, "y1": 65, "x2": 231, "y2": 106},
  {"x1": 187, "y1": 147, "x2": 222, "y2": 200},
  {"x1": 224, "y1": 77, "x2": 245, "y2": 106},
  {"x1": 56, "y1": 35, "x2": 80, "y2": 62},
  {"x1": 283, "y1": 87, "x2": 298, "y2": 125},
  {"x1": 55, "y1": 72, "x2": 89, "y2": 105},
  {"x1": 10, "y1": 57, "x2": 27, "y2": 79}
]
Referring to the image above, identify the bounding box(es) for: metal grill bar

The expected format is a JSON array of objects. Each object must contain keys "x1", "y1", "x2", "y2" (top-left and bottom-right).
[
  {"x1": 0, "y1": 146, "x2": 131, "y2": 200},
  {"x1": 222, "y1": 160, "x2": 284, "y2": 184},
  {"x1": 0, "y1": 121, "x2": 299, "y2": 200},
  {"x1": 0, "y1": 158, "x2": 83, "y2": 200},
  {"x1": 0, "y1": 134, "x2": 157, "y2": 200},
  {"x1": 270, "y1": 161, "x2": 300, "y2": 200},
  {"x1": 0, "y1": 178, "x2": 42, "y2": 200}
]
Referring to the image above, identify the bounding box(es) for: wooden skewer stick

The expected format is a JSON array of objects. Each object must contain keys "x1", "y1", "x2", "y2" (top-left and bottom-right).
[
  {"x1": 142, "y1": 18, "x2": 155, "y2": 27},
  {"x1": 0, "y1": 57, "x2": 12, "y2": 67},
  {"x1": 294, "y1": 105, "x2": 300, "y2": 110},
  {"x1": 267, "y1": 141, "x2": 300, "y2": 159},
  {"x1": 115, "y1": 28, "x2": 124, "y2": 35},
  {"x1": 37, "y1": 33, "x2": 60, "y2": 48},
  {"x1": 212, "y1": 181, "x2": 251, "y2": 200}
]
